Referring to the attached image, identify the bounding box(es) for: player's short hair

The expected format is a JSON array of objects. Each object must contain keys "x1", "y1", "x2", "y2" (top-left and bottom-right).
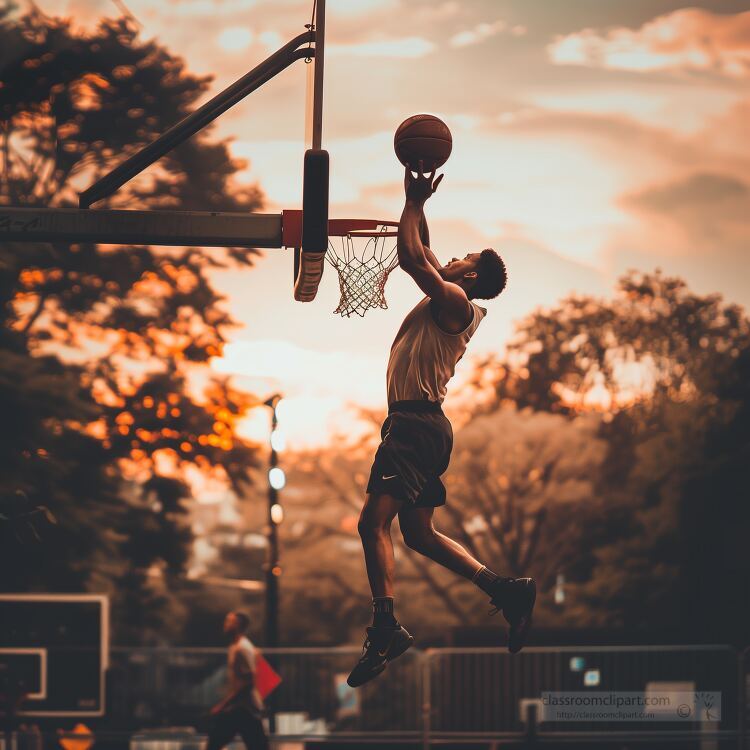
[
  {"x1": 469, "y1": 248, "x2": 507, "y2": 300},
  {"x1": 232, "y1": 611, "x2": 251, "y2": 633}
]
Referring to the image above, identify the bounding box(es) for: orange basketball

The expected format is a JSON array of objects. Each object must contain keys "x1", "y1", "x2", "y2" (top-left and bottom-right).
[{"x1": 394, "y1": 114, "x2": 452, "y2": 171}]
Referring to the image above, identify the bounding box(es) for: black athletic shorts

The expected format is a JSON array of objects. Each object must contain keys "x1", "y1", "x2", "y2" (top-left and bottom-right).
[{"x1": 366, "y1": 400, "x2": 453, "y2": 508}]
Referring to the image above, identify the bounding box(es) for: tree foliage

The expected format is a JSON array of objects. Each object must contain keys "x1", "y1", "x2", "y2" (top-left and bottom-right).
[
  {"x1": 478, "y1": 270, "x2": 746, "y2": 418},
  {"x1": 0, "y1": 6, "x2": 265, "y2": 642},
  {"x1": 475, "y1": 270, "x2": 750, "y2": 642}
]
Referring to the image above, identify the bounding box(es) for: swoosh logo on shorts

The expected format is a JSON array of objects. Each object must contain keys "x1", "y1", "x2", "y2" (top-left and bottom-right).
[{"x1": 381, "y1": 474, "x2": 398, "y2": 480}]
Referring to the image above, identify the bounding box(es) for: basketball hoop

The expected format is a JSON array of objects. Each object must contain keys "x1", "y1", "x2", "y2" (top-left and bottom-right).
[
  {"x1": 284, "y1": 211, "x2": 399, "y2": 317},
  {"x1": 326, "y1": 222, "x2": 399, "y2": 317}
]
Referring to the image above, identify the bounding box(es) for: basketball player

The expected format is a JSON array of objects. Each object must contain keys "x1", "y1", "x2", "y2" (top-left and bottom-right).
[
  {"x1": 347, "y1": 163, "x2": 536, "y2": 688},
  {"x1": 207, "y1": 611, "x2": 268, "y2": 750}
]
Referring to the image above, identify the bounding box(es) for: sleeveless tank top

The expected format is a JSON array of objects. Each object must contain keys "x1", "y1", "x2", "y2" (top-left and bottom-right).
[{"x1": 386, "y1": 296, "x2": 486, "y2": 405}]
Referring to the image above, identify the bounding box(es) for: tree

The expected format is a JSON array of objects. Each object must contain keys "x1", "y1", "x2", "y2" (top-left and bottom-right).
[
  {"x1": 472, "y1": 270, "x2": 750, "y2": 641},
  {"x1": 0, "y1": 7, "x2": 265, "y2": 642},
  {"x1": 443, "y1": 407, "x2": 609, "y2": 624},
  {"x1": 476, "y1": 270, "x2": 746, "y2": 418}
]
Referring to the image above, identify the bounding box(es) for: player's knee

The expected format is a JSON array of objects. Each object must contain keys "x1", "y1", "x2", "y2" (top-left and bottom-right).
[
  {"x1": 357, "y1": 511, "x2": 389, "y2": 539},
  {"x1": 401, "y1": 525, "x2": 435, "y2": 553}
]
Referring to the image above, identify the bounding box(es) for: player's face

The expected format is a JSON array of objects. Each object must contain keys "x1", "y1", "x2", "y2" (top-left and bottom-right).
[{"x1": 442, "y1": 253, "x2": 480, "y2": 283}]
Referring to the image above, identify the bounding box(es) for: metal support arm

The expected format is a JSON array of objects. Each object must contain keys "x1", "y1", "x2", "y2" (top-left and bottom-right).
[{"x1": 79, "y1": 31, "x2": 316, "y2": 209}]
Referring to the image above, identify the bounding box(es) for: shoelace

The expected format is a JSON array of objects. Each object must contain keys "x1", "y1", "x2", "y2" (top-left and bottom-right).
[
  {"x1": 358, "y1": 630, "x2": 396, "y2": 662},
  {"x1": 357, "y1": 636, "x2": 374, "y2": 663}
]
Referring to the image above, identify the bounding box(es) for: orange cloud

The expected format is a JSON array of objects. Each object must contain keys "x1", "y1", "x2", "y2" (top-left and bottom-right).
[
  {"x1": 548, "y1": 8, "x2": 750, "y2": 78},
  {"x1": 449, "y1": 20, "x2": 507, "y2": 48},
  {"x1": 449, "y1": 19, "x2": 527, "y2": 48},
  {"x1": 606, "y1": 169, "x2": 750, "y2": 307},
  {"x1": 620, "y1": 172, "x2": 750, "y2": 255}
]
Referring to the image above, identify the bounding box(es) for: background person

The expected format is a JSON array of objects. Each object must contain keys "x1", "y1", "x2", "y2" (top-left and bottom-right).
[{"x1": 207, "y1": 611, "x2": 268, "y2": 750}]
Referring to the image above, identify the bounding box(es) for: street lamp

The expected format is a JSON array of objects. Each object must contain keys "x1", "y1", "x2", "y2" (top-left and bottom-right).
[
  {"x1": 554, "y1": 572, "x2": 566, "y2": 606},
  {"x1": 262, "y1": 394, "x2": 284, "y2": 649}
]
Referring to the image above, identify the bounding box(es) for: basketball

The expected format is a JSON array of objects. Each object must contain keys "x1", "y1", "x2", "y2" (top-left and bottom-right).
[{"x1": 394, "y1": 114, "x2": 452, "y2": 171}]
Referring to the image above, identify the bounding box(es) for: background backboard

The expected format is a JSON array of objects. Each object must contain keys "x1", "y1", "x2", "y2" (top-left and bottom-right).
[{"x1": 0, "y1": 595, "x2": 109, "y2": 717}]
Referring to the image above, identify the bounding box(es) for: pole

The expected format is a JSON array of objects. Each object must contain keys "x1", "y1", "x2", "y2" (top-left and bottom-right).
[
  {"x1": 311, "y1": 0, "x2": 325, "y2": 150},
  {"x1": 266, "y1": 406, "x2": 280, "y2": 649},
  {"x1": 263, "y1": 395, "x2": 282, "y2": 736}
]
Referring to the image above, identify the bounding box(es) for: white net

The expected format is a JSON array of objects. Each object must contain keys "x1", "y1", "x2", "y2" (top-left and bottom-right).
[{"x1": 326, "y1": 226, "x2": 398, "y2": 317}]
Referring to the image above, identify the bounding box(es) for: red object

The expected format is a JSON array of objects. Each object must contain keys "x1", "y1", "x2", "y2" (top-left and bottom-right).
[{"x1": 255, "y1": 653, "x2": 282, "y2": 699}]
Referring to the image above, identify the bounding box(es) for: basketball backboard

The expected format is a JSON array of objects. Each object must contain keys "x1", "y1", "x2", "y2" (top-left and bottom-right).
[
  {"x1": 0, "y1": 595, "x2": 109, "y2": 717},
  {"x1": 0, "y1": 0, "x2": 396, "y2": 313},
  {"x1": 2, "y1": 0, "x2": 330, "y2": 300}
]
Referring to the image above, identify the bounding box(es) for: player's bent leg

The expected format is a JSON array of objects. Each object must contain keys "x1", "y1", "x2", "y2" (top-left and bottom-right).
[
  {"x1": 399, "y1": 505, "x2": 483, "y2": 579},
  {"x1": 399, "y1": 504, "x2": 536, "y2": 653}
]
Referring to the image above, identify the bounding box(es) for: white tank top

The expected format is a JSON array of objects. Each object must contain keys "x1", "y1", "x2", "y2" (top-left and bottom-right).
[{"x1": 386, "y1": 296, "x2": 486, "y2": 405}]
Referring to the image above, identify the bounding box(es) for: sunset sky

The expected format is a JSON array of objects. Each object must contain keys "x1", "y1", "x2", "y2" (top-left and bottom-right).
[{"x1": 35, "y1": 0, "x2": 750, "y2": 447}]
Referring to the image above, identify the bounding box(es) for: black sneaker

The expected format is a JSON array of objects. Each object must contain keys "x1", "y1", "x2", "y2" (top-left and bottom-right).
[
  {"x1": 488, "y1": 577, "x2": 536, "y2": 654},
  {"x1": 346, "y1": 624, "x2": 414, "y2": 688}
]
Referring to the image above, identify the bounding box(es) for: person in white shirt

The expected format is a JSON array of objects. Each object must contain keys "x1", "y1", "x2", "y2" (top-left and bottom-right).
[
  {"x1": 207, "y1": 611, "x2": 267, "y2": 750},
  {"x1": 348, "y1": 164, "x2": 536, "y2": 688}
]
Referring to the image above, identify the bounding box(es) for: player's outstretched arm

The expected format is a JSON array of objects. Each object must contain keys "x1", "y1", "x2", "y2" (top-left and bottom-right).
[
  {"x1": 419, "y1": 208, "x2": 442, "y2": 272},
  {"x1": 398, "y1": 164, "x2": 470, "y2": 319},
  {"x1": 397, "y1": 163, "x2": 440, "y2": 271}
]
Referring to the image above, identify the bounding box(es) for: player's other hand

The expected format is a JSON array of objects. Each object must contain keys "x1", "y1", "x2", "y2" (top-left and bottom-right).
[{"x1": 404, "y1": 161, "x2": 444, "y2": 205}]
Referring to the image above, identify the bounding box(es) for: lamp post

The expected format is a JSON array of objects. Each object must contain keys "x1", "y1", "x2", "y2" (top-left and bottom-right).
[
  {"x1": 554, "y1": 572, "x2": 566, "y2": 606},
  {"x1": 263, "y1": 394, "x2": 285, "y2": 648}
]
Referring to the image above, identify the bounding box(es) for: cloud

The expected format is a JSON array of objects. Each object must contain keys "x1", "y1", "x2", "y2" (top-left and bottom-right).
[
  {"x1": 608, "y1": 171, "x2": 750, "y2": 307},
  {"x1": 212, "y1": 339, "x2": 385, "y2": 448},
  {"x1": 620, "y1": 172, "x2": 750, "y2": 254},
  {"x1": 328, "y1": 0, "x2": 398, "y2": 15},
  {"x1": 217, "y1": 27, "x2": 254, "y2": 52},
  {"x1": 449, "y1": 19, "x2": 508, "y2": 48},
  {"x1": 490, "y1": 108, "x2": 698, "y2": 169},
  {"x1": 328, "y1": 36, "x2": 436, "y2": 58},
  {"x1": 258, "y1": 30, "x2": 282, "y2": 51},
  {"x1": 170, "y1": 0, "x2": 257, "y2": 17},
  {"x1": 623, "y1": 172, "x2": 749, "y2": 216},
  {"x1": 413, "y1": 2, "x2": 461, "y2": 23},
  {"x1": 548, "y1": 8, "x2": 750, "y2": 78}
]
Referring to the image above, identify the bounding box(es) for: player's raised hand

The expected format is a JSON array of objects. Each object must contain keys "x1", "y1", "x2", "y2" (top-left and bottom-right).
[{"x1": 404, "y1": 160, "x2": 444, "y2": 205}]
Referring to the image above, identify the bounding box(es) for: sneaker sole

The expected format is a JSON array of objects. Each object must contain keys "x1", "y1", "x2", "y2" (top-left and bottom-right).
[{"x1": 346, "y1": 661, "x2": 386, "y2": 688}]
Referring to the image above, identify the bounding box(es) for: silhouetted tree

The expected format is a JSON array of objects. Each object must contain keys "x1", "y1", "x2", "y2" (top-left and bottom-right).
[
  {"x1": 474, "y1": 270, "x2": 750, "y2": 641},
  {"x1": 477, "y1": 270, "x2": 746, "y2": 418},
  {"x1": 0, "y1": 7, "x2": 265, "y2": 642}
]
